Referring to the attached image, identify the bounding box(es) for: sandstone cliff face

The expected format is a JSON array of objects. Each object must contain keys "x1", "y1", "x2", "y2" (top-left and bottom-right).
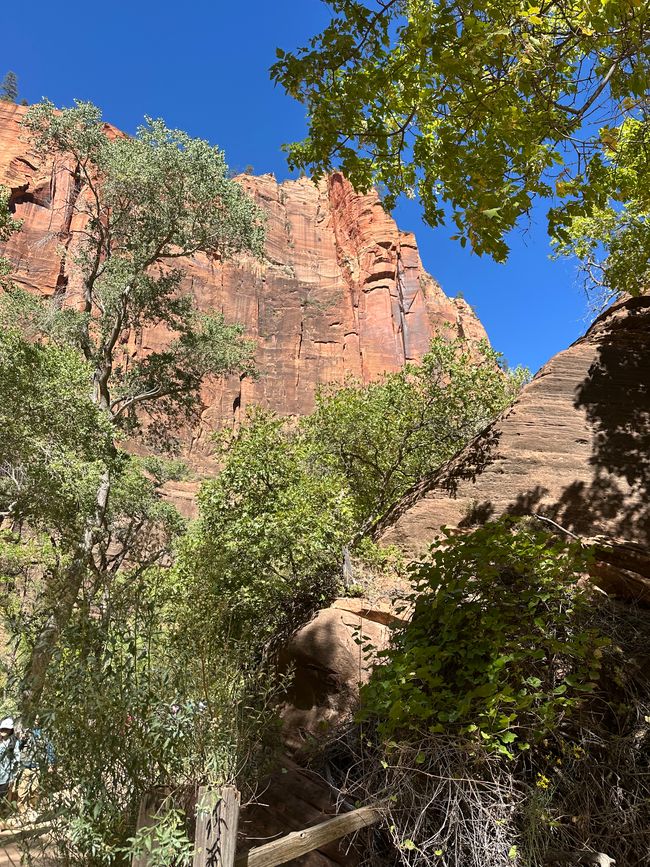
[
  {"x1": 380, "y1": 297, "x2": 650, "y2": 592},
  {"x1": 0, "y1": 102, "x2": 485, "y2": 476}
]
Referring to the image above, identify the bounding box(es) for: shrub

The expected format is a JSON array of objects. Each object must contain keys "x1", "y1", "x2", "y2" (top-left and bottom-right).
[
  {"x1": 349, "y1": 519, "x2": 650, "y2": 866},
  {"x1": 362, "y1": 519, "x2": 608, "y2": 754}
]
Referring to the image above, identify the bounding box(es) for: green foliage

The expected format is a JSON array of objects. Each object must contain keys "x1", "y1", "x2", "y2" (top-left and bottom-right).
[
  {"x1": 184, "y1": 341, "x2": 526, "y2": 642},
  {"x1": 0, "y1": 71, "x2": 18, "y2": 103},
  {"x1": 26, "y1": 564, "x2": 281, "y2": 867},
  {"x1": 0, "y1": 101, "x2": 276, "y2": 863},
  {"x1": 2, "y1": 99, "x2": 265, "y2": 720},
  {"x1": 22, "y1": 100, "x2": 263, "y2": 439},
  {"x1": 272, "y1": 0, "x2": 650, "y2": 293},
  {"x1": 361, "y1": 519, "x2": 608, "y2": 755},
  {"x1": 0, "y1": 325, "x2": 113, "y2": 532},
  {"x1": 122, "y1": 807, "x2": 193, "y2": 867},
  {"x1": 0, "y1": 186, "x2": 21, "y2": 291},
  {"x1": 0, "y1": 185, "x2": 21, "y2": 243},
  {"x1": 178, "y1": 410, "x2": 356, "y2": 643},
  {"x1": 307, "y1": 337, "x2": 528, "y2": 525},
  {"x1": 551, "y1": 116, "x2": 650, "y2": 301}
]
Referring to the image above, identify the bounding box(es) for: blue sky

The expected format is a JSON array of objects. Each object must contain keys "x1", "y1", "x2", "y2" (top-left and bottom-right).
[{"x1": 2, "y1": 0, "x2": 592, "y2": 374}]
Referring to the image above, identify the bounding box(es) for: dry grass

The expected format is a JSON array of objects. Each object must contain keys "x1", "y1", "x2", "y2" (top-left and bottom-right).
[{"x1": 314, "y1": 597, "x2": 650, "y2": 867}]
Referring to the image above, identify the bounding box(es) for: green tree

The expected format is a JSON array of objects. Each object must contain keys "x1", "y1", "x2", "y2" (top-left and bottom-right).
[
  {"x1": 0, "y1": 326, "x2": 114, "y2": 532},
  {"x1": 272, "y1": 0, "x2": 650, "y2": 294},
  {"x1": 355, "y1": 519, "x2": 650, "y2": 867},
  {"x1": 361, "y1": 519, "x2": 604, "y2": 748},
  {"x1": 0, "y1": 105, "x2": 274, "y2": 864},
  {"x1": 0, "y1": 187, "x2": 20, "y2": 242},
  {"x1": 550, "y1": 115, "x2": 650, "y2": 302},
  {"x1": 13, "y1": 100, "x2": 264, "y2": 712},
  {"x1": 0, "y1": 71, "x2": 18, "y2": 103},
  {"x1": 178, "y1": 410, "x2": 356, "y2": 645},
  {"x1": 307, "y1": 337, "x2": 528, "y2": 527},
  {"x1": 183, "y1": 340, "x2": 526, "y2": 640}
]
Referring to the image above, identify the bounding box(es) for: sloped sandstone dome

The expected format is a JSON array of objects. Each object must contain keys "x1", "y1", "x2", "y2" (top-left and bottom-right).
[{"x1": 379, "y1": 295, "x2": 650, "y2": 599}]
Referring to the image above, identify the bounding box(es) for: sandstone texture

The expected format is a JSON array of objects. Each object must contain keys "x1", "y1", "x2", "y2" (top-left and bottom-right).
[
  {"x1": 237, "y1": 597, "x2": 403, "y2": 865},
  {"x1": 379, "y1": 296, "x2": 650, "y2": 598},
  {"x1": 280, "y1": 598, "x2": 398, "y2": 752},
  {"x1": 0, "y1": 102, "x2": 485, "y2": 480}
]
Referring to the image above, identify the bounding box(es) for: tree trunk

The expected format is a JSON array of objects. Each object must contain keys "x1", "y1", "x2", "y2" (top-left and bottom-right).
[
  {"x1": 22, "y1": 469, "x2": 112, "y2": 718},
  {"x1": 22, "y1": 287, "x2": 127, "y2": 714}
]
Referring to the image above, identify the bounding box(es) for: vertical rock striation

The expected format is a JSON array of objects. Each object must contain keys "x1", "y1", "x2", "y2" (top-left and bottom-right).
[{"x1": 0, "y1": 102, "x2": 486, "y2": 476}]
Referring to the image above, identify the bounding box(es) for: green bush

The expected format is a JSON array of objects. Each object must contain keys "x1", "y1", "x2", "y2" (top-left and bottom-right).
[
  {"x1": 25, "y1": 565, "x2": 282, "y2": 867},
  {"x1": 361, "y1": 519, "x2": 609, "y2": 756},
  {"x1": 307, "y1": 337, "x2": 528, "y2": 526}
]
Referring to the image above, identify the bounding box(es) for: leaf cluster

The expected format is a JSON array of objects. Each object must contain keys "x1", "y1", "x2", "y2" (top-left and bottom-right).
[
  {"x1": 307, "y1": 336, "x2": 528, "y2": 526},
  {"x1": 360, "y1": 519, "x2": 609, "y2": 755},
  {"x1": 29, "y1": 567, "x2": 281, "y2": 867},
  {"x1": 551, "y1": 115, "x2": 650, "y2": 300},
  {"x1": 273, "y1": 0, "x2": 650, "y2": 288},
  {"x1": 178, "y1": 410, "x2": 356, "y2": 643},
  {"x1": 0, "y1": 324, "x2": 113, "y2": 533}
]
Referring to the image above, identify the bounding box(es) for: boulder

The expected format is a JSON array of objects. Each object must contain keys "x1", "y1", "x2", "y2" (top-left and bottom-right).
[{"x1": 281, "y1": 599, "x2": 399, "y2": 749}]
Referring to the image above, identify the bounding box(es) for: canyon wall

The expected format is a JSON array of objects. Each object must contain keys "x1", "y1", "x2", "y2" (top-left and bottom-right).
[
  {"x1": 0, "y1": 102, "x2": 485, "y2": 486},
  {"x1": 379, "y1": 296, "x2": 650, "y2": 600}
]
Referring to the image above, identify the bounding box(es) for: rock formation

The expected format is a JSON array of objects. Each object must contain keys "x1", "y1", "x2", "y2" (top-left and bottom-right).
[
  {"x1": 379, "y1": 296, "x2": 650, "y2": 600},
  {"x1": 280, "y1": 598, "x2": 403, "y2": 751},
  {"x1": 0, "y1": 102, "x2": 485, "y2": 484}
]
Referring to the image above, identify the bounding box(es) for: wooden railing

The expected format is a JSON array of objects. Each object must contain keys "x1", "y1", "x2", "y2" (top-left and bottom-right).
[{"x1": 132, "y1": 786, "x2": 383, "y2": 867}]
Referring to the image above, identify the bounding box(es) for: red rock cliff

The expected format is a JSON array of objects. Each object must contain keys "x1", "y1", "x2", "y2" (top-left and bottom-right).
[{"x1": 0, "y1": 102, "x2": 486, "y2": 472}]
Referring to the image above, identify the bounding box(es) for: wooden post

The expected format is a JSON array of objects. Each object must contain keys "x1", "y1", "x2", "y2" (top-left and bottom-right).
[
  {"x1": 131, "y1": 791, "x2": 167, "y2": 867},
  {"x1": 234, "y1": 804, "x2": 383, "y2": 867},
  {"x1": 194, "y1": 785, "x2": 240, "y2": 867}
]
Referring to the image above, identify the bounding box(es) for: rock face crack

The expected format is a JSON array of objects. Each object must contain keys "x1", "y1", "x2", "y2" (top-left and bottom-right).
[
  {"x1": 296, "y1": 312, "x2": 304, "y2": 389},
  {"x1": 395, "y1": 247, "x2": 409, "y2": 363}
]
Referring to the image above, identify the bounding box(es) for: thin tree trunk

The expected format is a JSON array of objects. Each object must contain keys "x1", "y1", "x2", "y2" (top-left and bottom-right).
[
  {"x1": 22, "y1": 468, "x2": 112, "y2": 718},
  {"x1": 22, "y1": 285, "x2": 137, "y2": 715}
]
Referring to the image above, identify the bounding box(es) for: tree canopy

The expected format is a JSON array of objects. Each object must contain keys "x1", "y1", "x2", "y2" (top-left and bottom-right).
[
  {"x1": 306, "y1": 337, "x2": 527, "y2": 526},
  {"x1": 181, "y1": 337, "x2": 527, "y2": 645},
  {"x1": 23, "y1": 101, "x2": 264, "y2": 440},
  {"x1": 272, "y1": 0, "x2": 650, "y2": 297}
]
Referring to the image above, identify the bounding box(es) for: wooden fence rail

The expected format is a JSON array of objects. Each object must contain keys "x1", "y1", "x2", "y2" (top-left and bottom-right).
[
  {"x1": 131, "y1": 789, "x2": 383, "y2": 867},
  {"x1": 234, "y1": 804, "x2": 384, "y2": 867}
]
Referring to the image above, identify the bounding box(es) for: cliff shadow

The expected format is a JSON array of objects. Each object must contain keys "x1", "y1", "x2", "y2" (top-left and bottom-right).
[{"x1": 551, "y1": 297, "x2": 650, "y2": 543}]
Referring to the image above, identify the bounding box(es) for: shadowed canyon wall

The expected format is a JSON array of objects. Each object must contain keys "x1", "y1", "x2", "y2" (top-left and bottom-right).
[{"x1": 380, "y1": 296, "x2": 650, "y2": 563}]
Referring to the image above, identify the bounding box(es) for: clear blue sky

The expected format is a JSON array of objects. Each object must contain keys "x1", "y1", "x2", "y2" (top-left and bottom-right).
[{"x1": 3, "y1": 0, "x2": 592, "y2": 374}]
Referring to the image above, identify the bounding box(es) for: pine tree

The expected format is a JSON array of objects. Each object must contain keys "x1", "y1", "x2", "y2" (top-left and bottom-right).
[{"x1": 0, "y1": 71, "x2": 18, "y2": 103}]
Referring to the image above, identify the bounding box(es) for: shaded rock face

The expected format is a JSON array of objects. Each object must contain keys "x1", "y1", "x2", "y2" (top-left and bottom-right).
[
  {"x1": 0, "y1": 102, "x2": 485, "y2": 477},
  {"x1": 380, "y1": 296, "x2": 650, "y2": 561},
  {"x1": 280, "y1": 598, "x2": 398, "y2": 753},
  {"x1": 235, "y1": 598, "x2": 402, "y2": 866}
]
